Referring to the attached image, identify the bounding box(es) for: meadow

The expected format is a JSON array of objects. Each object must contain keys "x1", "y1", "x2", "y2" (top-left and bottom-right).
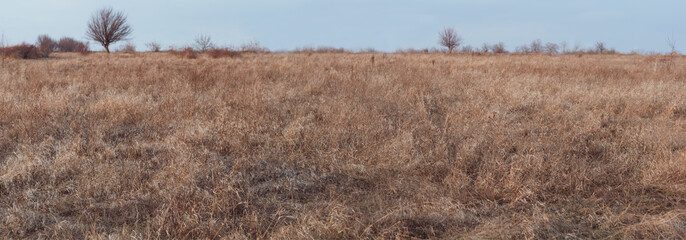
[{"x1": 1, "y1": 52, "x2": 685, "y2": 239}]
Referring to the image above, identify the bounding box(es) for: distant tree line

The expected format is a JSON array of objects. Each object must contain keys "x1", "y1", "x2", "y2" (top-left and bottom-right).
[{"x1": 437, "y1": 27, "x2": 619, "y2": 55}]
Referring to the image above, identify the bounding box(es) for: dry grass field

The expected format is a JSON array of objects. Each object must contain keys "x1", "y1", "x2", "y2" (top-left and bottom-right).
[{"x1": 1, "y1": 52, "x2": 686, "y2": 239}]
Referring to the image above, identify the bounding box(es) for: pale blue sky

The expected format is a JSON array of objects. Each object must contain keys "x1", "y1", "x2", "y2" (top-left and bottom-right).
[{"x1": 0, "y1": 0, "x2": 683, "y2": 52}]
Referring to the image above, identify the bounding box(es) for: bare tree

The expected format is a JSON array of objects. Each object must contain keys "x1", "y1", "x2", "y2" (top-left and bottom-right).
[
  {"x1": 438, "y1": 27, "x2": 462, "y2": 53},
  {"x1": 595, "y1": 42, "x2": 606, "y2": 54},
  {"x1": 86, "y1": 7, "x2": 133, "y2": 53},
  {"x1": 530, "y1": 39, "x2": 543, "y2": 53},
  {"x1": 544, "y1": 42, "x2": 559, "y2": 55},
  {"x1": 194, "y1": 35, "x2": 213, "y2": 52},
  {"x1": 36, "y1": 35, "x2": 57, "y2": 57}
]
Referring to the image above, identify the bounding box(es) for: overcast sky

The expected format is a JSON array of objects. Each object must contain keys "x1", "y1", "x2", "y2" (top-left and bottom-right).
[{"x1": 0, "y1": 0, "x2": 683, "y2": 52}]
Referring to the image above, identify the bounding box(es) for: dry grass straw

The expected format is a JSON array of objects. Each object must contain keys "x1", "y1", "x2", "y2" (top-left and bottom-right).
[{"x1": 1, "y1": 52, "x2": 685, "y2": 238}]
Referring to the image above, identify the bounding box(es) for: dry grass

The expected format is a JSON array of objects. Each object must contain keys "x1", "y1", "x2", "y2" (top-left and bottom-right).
[{"x1": 1, "y1": 52, "x2": 685, "y2": 239}]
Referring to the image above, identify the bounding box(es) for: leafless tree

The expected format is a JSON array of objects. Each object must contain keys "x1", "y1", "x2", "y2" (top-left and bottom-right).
[
  {"x1": 146, "y1": 41, "x2": 161, "y2": 52},
  {"x1": 86, "y1": 7, "x2": 133, "y2": 53},
  {"x1": 438, "y1": 27, "x2": 462, "y2": 53},
  {"x1": 544, "y1": 42, "x2": 559, "y2": 55},
  {"x1": 595, "y1": 42, "x2": 606, "y2": 54},
  {"x1": 529, "y1": 39, "x2": 543, "y2": 53},
  {"x1": 194, "y1": 35, "x2": 213, "y2": 52},
  {"x1": 36, "y1": 34, "x2": 56, "y2": 57}
]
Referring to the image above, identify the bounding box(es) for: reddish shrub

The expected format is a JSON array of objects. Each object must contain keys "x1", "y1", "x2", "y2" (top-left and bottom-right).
[
  {"x1": 77, "y1": 42, "x2": 90, "y2": 55},
  {"x1": 36, "y1": 35, "x2": 56, "y2": 57},
  {"x1": 0, "y1": 44, "x2": 41, "y2": 59},
  {"x1": 58, "y1": 37, "x2": 88, "y2": 52}
]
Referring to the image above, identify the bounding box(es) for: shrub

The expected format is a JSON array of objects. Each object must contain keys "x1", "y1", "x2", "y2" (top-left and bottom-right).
[
  {"x1": 0, "y1": 43, "x2": 42, "y2": 59},
  {"x1": 120, "y1": 42, "x2": 136, "y2": 53},
  {"x1": 146, "y1": 41, "x2": 161, "y2": 52},
  {"x1": 77, "y1": 42, "x2": 90, "y2": 55},
  {"x1": 544, "y1": 42, "x2": 559, "y2": 55},
  {"x1": 170, "y1": 47, "x2": 197, "y2": 59},
  {"x1": 58, "y1": 37, "x2": 87, "y2": 52},
  {"x1": 36, "y1": 35, "x2": 56, "y2": 57},
  {"x1": 490, "y1": 42, "x2": 508, "y2": 54},
  {"x1": 241, "y1": 40, "x2": 269, "y2": 53}
]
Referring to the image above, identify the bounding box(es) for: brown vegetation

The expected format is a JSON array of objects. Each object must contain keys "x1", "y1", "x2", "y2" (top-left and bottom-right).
[
  {"x1": 1, "y1": 52, "x2": 685, "y2": 239},
  {"x1": 0, "y1": 43, "x2": 42, "y2": 59}
]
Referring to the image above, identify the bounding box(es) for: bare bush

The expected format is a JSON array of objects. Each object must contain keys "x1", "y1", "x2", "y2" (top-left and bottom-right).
[
  {"x1": 515, "y1": 44, "x2": 531, "y2": 53},
  {"x1": 438, "y1": 27, "x2": 461, "y2": 53},
  {"x1": 86, "y1": 7, "x2": 133, "y2": 53},
  {"x1": 77, "y1": 42, "x2": 90, "y2": 55},
  {"x1": 544, "y1": 42, "x2": 559, "y2": 55},
  {"x1": 57, "y1": 37, "x2": 89, "y2": 53},
  {"x1": 119, "y1": 42, "x2": 136, "y2": 53},
  {"x1": 491, "y1": 42, "x2": 508, "y2": 54},
  {"x1": 530, "y1": 39, "x2": 544, "y2": 53},
  {"x1": 194, "y1": 35, "x2": 213, "y2": 52},
  {"x1": 146, "y1": 41, "x2": 161, "y2": 52},
  {"x1": 595, "y1": 42, "x2": 607, "y2": 54},
  {"x1": 241, "y1": 40, "x2": 269, "y2": 53},
  {"x1": 460, "y1": 45, "x2": 475, "y2": 53},
  {"x1": 666, "y1": 37, "x2": 678, "y2": 54},
  {"x1": 36, "y1": 35, "x2": 56, "y2": 58}
]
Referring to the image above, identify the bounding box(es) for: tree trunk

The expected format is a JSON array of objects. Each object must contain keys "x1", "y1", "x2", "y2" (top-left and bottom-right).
[{"x1": 104, "y1": 44, "x2": 110, "y2": 53}]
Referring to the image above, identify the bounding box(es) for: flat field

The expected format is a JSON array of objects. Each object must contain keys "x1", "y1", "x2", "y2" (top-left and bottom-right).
[{"x1": 1, "y1": 52, "x2": 685, "y2": 239}]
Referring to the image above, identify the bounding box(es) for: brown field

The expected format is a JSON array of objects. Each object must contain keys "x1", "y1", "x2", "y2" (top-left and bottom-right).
[{"x1": 1, "y1": 52, "x2": 686, "y2": 239}]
